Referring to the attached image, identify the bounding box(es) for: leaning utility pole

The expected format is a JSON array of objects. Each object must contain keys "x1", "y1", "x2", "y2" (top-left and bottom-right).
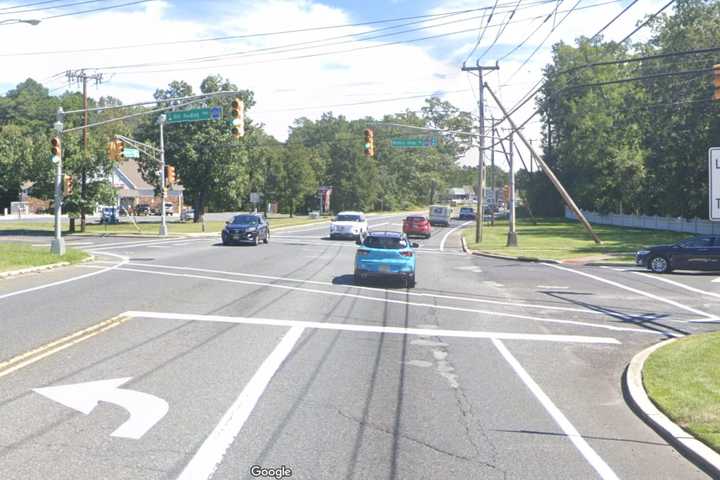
[
  {"x1": 66, "y1": 70, "x2": 103, "y2": 233},
  {"x1": 507, "y1": 131, "x2": 518, "y2": 246},
  {"x1": 484, "y1": 84, "x2": 602, "y2": 244},
  {"x1": 490, "y1": 116, "x2": 495, "y2": 227},
  {"x1": 462, "y1": 61, "x2": 498, "y2": 243}
]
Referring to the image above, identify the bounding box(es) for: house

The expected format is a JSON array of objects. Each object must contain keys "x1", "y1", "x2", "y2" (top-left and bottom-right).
[{"x1": 111, "y1": 159, "x2": 183, "y2": 212}]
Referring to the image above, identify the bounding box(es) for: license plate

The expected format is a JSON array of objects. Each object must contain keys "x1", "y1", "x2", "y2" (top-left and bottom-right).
[
  {"x1": 379, "y1": 265, "x2": 390, "y2": 273},
  {"x1": 232, "y1": 235, "x2": 240, "y2": 240}
]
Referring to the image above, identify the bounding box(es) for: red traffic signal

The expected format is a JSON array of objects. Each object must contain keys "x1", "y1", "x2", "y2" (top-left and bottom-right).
[
  {"x1": 713, "y1": 64, "x2": 720, "y2": 101},
  {"x1": 363, "y1": 128, "x2": 374, "y2": 157},
  {"x1": 231, "y1": 98, "x2": 244, "y2": 138},
  {"x1": 51, "y1": 137, "x2": 61, "y2": 158}
]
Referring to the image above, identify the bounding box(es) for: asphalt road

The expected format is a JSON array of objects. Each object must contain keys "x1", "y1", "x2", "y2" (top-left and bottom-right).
[{"x1": 0, "y1": 212, "x2": 718, "y2": 479}]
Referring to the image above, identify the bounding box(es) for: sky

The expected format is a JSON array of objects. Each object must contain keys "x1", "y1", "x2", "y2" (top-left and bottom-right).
[{"x1": 0, "y1": 0, "x2": 672, "y2": 167}]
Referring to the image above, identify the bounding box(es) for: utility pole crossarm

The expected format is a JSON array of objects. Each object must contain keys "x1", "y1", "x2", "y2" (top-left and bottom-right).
[{"x1": 483, "y1": 83, "x2": 602, "y2": 245}]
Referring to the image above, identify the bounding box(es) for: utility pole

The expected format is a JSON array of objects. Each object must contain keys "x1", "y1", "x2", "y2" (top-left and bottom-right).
[
  {"x1": 507, "y1": 131, "x2": 518, "y2": 246},
  {"x1": 462, "y1": 61, "x2": 498, "y2": 243},
  {"x1": 158, "y1": 114, "x2": 168, "y2": 236},
  {"x1": 485, "y1": 84, "x2": 602, "y2": 244},
  {"x1": 66, "y1": 70, "x2": 103, "y2": 233},
  {"x1": 51, "y1": 108, "x2": 65, "y2": 255},
  {"x1": 490, "y1": 116, "x2": 495, "y2": 227}
]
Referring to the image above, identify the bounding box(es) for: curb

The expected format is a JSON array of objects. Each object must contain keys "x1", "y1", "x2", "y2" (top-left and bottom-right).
[
  {"x1": 0, "y1": 254, "x2": 95, "y2": 279},
  {"x1": 624, "y1": 338, "x2": 720, "y2": 478},
  {"x1": 461, "y1": 239, "x2": 562, "y2": 264}
]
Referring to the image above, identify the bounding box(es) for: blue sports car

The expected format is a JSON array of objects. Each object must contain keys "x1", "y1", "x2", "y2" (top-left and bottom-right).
[{"x1": 354, "y1": 231, "x2": 419, "y2": 287}]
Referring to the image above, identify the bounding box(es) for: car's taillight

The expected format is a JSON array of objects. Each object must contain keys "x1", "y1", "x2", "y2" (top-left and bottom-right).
[
  {"x1": 400, "y1": 251, "x2": 414, "y2": 257},
  {"x1": 357, "y1": 249, "x2": 370, "y2": 256}
]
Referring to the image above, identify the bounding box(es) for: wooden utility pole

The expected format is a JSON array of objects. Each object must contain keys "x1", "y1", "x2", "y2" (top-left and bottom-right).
[{"x1": 461, "y1": 61, "x2": 498, "y2": 243}]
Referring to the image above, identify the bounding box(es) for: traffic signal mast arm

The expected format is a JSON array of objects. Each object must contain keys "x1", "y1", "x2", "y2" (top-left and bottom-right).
[{"x1": 112, "y1": 135, "x2": 161, "y2": 161}]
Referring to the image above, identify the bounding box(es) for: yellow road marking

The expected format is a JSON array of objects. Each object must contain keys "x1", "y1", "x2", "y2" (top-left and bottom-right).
[{"x1": 0, "y1": 314, "x2": 131, "y2": 379}]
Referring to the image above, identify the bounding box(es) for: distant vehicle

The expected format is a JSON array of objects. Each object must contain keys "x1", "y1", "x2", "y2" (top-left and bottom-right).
[
  {"x1": 428, "y1": 205, "x2": 452, "y2": 227},
  {"x1": 222, "y1": 213, "x2": 269, "y2": 246},
  {"x1": 354, "y1": 231, "x2": 419, "y2": 287},
  {"x1": 330, "y1": 211, "x2": 368, "y2": 240},
  {"x1": 152, "y1": 202, "x2": 174, "y2": 215},
  {"x1": 135, "y1": 204, "x2": 151, "y2": 216},
  {"x1": 458, "y1": 207, "x2": 476, "y2": 220},
  {"x1": 99, "y1": 207, "x2": 119, "y2": 224},
  {"x1": 636, "y1": 235, "x2": 720, "y2": 273},
  {"x1": 403, "y1": 215, "x2": 431, "y2": 239},
  {"x1": 118, "y1": 206, "x2": 129, "y2": 216},
  {"x1": 180, "y1": 207, "x2": 195, "y2": 222}
]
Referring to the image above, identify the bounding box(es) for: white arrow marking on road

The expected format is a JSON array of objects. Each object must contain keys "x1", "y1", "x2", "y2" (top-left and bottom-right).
[{"x1": 33, "y1": 377, "x2": 168, "y2": 440}]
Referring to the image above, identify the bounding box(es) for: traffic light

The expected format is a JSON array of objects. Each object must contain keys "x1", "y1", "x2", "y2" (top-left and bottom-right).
[
  {"x1": 363, "y1": 128, "x2": 374, "y2": 157},
  {"x1": 231, "y1": 98, "x2": 244, "y2": 138},
  {"x1": 165, "y1": 165, "x2": 176, "y2": 186},
  {"x1": 107, "y1": 141, "x2": 117, "y2": 161},
  {"x1": 116, "y1": 139, "x2": 125, "y2": 159},
  {"x1": 713, "y1": 64, "x2": 720, "y2": 101},
  {"x1": 50, "y1": 137, "x2": 61, "y2": 161},
  {"x1": 63, "y1": 174, "x2": 73, "y2": 195}
]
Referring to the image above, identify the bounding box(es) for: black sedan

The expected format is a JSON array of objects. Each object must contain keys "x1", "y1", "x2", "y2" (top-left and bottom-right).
[
  {"x1": 636, "y1": 235, "x2": 719, "y2": 273},
  {"x1": 222, "y1": 214, "x2": 269, "y2": 246}
]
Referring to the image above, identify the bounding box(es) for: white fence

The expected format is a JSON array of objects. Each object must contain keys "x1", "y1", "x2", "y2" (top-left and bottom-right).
[{"x1": 565, "y1": 207, "x2": 720, "y2": 235}]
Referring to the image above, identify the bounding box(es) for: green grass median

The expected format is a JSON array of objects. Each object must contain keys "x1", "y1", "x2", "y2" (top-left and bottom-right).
[
  {"x1": 463, "y1": 218, "x2": 689, "y2": 262},
  {"x1": 0, "y1": 243, "x2": 89, "y2": 273},
  {"x1": 643, "y1": 333, "x2": 720, "y2": 453}
]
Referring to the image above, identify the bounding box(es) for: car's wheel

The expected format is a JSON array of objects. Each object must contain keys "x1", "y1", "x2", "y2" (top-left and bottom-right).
[
  {"x1": 649, "y1": 255, "x2": 670, "y2": 273},
  {"x1": 407, "y1": 274, "x2": 416, "y2": 288},
  {"x1": 263, "y1": 231, "x2": 269, "y2": 244},
  {"x1": 354, "y1": 271, "x2": 362, "y2": 285},
  {"x1": 253, "y1": 235, "x2": 259, "y2": 246}
]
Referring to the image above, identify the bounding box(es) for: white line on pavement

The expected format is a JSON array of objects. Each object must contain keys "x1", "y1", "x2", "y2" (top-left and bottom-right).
[
  {"x1": 177, "y1": 326, "x2": 304, "y2": 480},
  {"x1": 111, "y1": 266, "x2": 663, "y2": 335},
  {"x1": 89, "y1": 237, "x2": 208, "y2": 251},
  {"x1": 544, "y1": 263, "x2": 715, "y2": 320},
  {"x1": 124, "y1": 310, "x2": 621, "y2": 344},
  {"x1": 440, "y1": 221, "x2": 472, "y2": 252},
  {"x1": 492, "y1": 339, "x2": 620, "y2": 480},
  {"x1": 536, "y1": 285, "x2": 569, "y2": 289},
  {"x1": 632, "y1": 271, "x2": 720, "y2": 300},
  {"x1": 83, "y1": 261, "x2": 653, "y2": 318},
  {"x1": 0, "y1": 252, "x2": 128, "y2": 302}
]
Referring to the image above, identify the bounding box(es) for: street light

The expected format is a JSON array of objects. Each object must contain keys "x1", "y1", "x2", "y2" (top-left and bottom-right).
[{"x1": 0, "y1": 19, "x2": 41, "y2": 26}]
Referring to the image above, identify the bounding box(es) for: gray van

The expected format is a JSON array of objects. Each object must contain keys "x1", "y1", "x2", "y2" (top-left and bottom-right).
[{"x1": 428, "y1": 205, "x2": 452, "y2": 226}]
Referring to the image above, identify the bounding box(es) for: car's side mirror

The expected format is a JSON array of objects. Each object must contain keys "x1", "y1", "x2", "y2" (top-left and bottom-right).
[
  {"x1": 411, "y1": 242, "x2": 420, "y2": 248},
  {"x1": 356, "y1": 238, "x2": 363, "y2": 245},
  {"x1": 225, "y1": 221, "x2": 229, "y2": 225}
]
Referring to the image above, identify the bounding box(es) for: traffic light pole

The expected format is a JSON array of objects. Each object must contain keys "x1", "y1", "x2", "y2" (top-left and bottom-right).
[
  {"x1": 158, "y1": 114, "x2": 168, "y2": 236},
  {"x1": 51, "y1": 109, "x2": 66, "y2": 255}
]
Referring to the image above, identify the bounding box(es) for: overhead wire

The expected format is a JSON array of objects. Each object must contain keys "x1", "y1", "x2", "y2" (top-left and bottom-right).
[
  {"x1": 0, "y1": 0, "x2": 112, "y2": 16},
  {"x1": 590, "y1": 0, "x2": 639, "y2": 41},
  {"x1": 475, "y1": 0, "x2": 522, "y2": 62},
  {"x1": 619, "y1": 0, "x2": 675, "y2": 44},
  {"x1": 463, "y1": 0, "x2": 499, "y2": 64}
]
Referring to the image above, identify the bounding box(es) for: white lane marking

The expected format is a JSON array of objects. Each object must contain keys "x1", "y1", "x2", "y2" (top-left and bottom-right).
[
  {"x1": 536, "y1": 285, "x2": 569, "y2": 289},
  {"x1": 492, "y1": 339, "x2": 620, "y2": 480},
  {"x1": 33, "y1": 377, "x2": 168, "y2": 440},
  {"x1": 114, "y1": 266, "x2": 663, "y2": 335},
  {"x1": 125, "y1": 311, "x2": 621, "y2": 345},
  {"x1": 440, "y1": 221, "x2": 472, "y2": 252},
  {"x1": 31, "y1": 244, "x2": 50, "y2": 247},
  {"x1": 0, "y1": 252, "x2": 128, "y2": 301},
  {"x1": 147, "y1": 245, "x2": 170, "y2": 249},
  {"x1": 65, "y1": 241, "x2": 95, "y2": 246},
  {"x1": 177, "y1": 326, "x2": 304, "y2": 480},
  {"x1": 633, "y1": 272, "x2": 720, "y2": 300},
  {"x1": 100, "y1": 262, "x2": 644, "y2": 317},
  {"x1": 545, "y1": 263, "x2": 715, "y2": 320},
  {"x1": 89, "y1": 237, "x2": 208, "y2": 251},
  {"x1": 456, "y1": 266, "x2": 483, "y2": 273}
]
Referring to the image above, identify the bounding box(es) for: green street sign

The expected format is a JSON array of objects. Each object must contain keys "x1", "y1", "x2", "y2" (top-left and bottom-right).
[
  {"x1": 166, "y1": 106, "x2": 223, "y2": 124},
  {"x1": 391, "y1": 136, "x2": 438, "y2": 148},
  {"x1": 122, "y1": 148, "x2": 140, "y2": 158}
]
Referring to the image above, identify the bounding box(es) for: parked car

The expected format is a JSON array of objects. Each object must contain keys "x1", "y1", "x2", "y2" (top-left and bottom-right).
[
  {"x1": 135, "y1": 204, "x2": 151, "y2": 216},
  {"x1": 403, "y1": 215, "x2": 431, "y2": 238},
  {"x1": 354, "y1": 231, "x2": 419, "y2": 287},
  {"x1": 180, "y1": 207, "x2": 195, "y2": 222},
  {"x1": 221, "y1": 213, "x2": 269, "y2": 245},
  {"x1": 636, "y1": 235, "x2": 720, "y2": 273},
  {"x1": 99, "y1": 207, "x2": 119, "y2": 224},
  {"x1": 458, "y1": 207, "x2": 476, "y2": 220},
  {"x1": 330, "y1": 211, "x2": 368, "y2": 240},
  {"x1": 428, "y1": 205, "x2": 452, "y2": 227}
]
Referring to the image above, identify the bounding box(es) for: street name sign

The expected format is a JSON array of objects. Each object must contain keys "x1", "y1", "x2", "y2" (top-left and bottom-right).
[
  {"x1": 391, "y1": 136, "x2": 438, "y2": 148},
  {"x1": 166, "y1": 106, "x2": 223, "y2": 124},
  {"x1": 710, "y1": 147, "x2": 720, "y2": 220},
  {"x1": 122, "y1": 148, "x2": 140, "y2": 158}
]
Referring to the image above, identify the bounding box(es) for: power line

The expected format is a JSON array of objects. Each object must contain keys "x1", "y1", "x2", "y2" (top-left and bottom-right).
[
  {"x1": 476, "y1": 0, "x2": 522, "y2": 62},
  {"x1": 590, "y1": 0, "x2": 639, "y2": 41},
  {"x1": 0, "y1": 0, "x2": 86, "y2": 12},
  {"x1": 41, "y1": 0, "x2": 152, "y2": 20},
  {"x1": 496, "y1": 3, "x2": 557, "y2": 62},
  {"x1": 0, "y1": 0, "x2": 111, "y2": 16},
  {"x1": 463, "y1": 0, "x2": 499, "y2": 64},
  {"x1": 619, "y1": 0, "x2": 675, "y2": 44}
]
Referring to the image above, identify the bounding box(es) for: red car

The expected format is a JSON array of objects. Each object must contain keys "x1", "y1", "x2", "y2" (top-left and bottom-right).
[{"x1": 403, "y1": 215, "x2": 432, "y2": 239}]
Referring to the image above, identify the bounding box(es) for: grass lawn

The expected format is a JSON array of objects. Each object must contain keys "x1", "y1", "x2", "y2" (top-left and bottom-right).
[
  {"x1": 644, "y1": 333, "x2": 720, "y2": 453},
  {"x1": 0, "y1": 243, "x2": 89, "y2": 273},
  {"x1": 463, "y1": 218, "x2": 689, "y2": 261}
]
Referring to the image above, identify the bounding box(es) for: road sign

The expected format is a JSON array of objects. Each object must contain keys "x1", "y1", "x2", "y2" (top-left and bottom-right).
[
  {"x1": 33, "y1": 377, "x2": 169, "y2": 440},
  {"x1": 709, "y1": 148, "x2": 720, "y2": 220},
  {"x1": 122, "y1": 148, "x2": 140, "y2": 158},
  {"x1": 166, "y1": 107, "x2": 223, "y2": 124},
  {"x1": 391, "y1": 136, "x2": 438, "y2": 148},
  {"x1": 249, "y1": 192, "x2": 261, "y2": 204}
]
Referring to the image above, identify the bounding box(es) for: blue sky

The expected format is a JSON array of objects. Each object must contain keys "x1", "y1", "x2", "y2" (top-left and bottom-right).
[{"x1": 0, "y1": 0, "x2": 669, "y2": 162}]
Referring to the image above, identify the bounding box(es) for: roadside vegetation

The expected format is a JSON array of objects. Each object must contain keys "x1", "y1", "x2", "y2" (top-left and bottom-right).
[
  {"x1": 463, "y1": 218, "x2": 689, "y2": 261},
  {"x1": 0, "y1": 242, "x2": 89, "y2": 273},
  {"x1": 643, "y1": 333, "x2": 720, "y2": 453}
]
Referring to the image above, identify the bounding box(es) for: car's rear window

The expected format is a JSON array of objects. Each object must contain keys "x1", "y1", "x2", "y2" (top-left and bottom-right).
[
  {"x1": 363, "y1": 236, "x2": 408, "y2": 249},
  {"x1": 460, "y1": 208, "x2": 473, "y2": 212},
  {"x1": 406, "y1": 216, "x2": 426, "y2": 222},
  {"x1": 336, "y1": 215, "x2": 362, "y2": 222}
]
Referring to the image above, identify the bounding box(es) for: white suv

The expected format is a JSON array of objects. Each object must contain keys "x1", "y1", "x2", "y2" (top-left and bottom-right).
[{"x1": 330, "y1": 211, "x2": 368, "y2": 240}]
